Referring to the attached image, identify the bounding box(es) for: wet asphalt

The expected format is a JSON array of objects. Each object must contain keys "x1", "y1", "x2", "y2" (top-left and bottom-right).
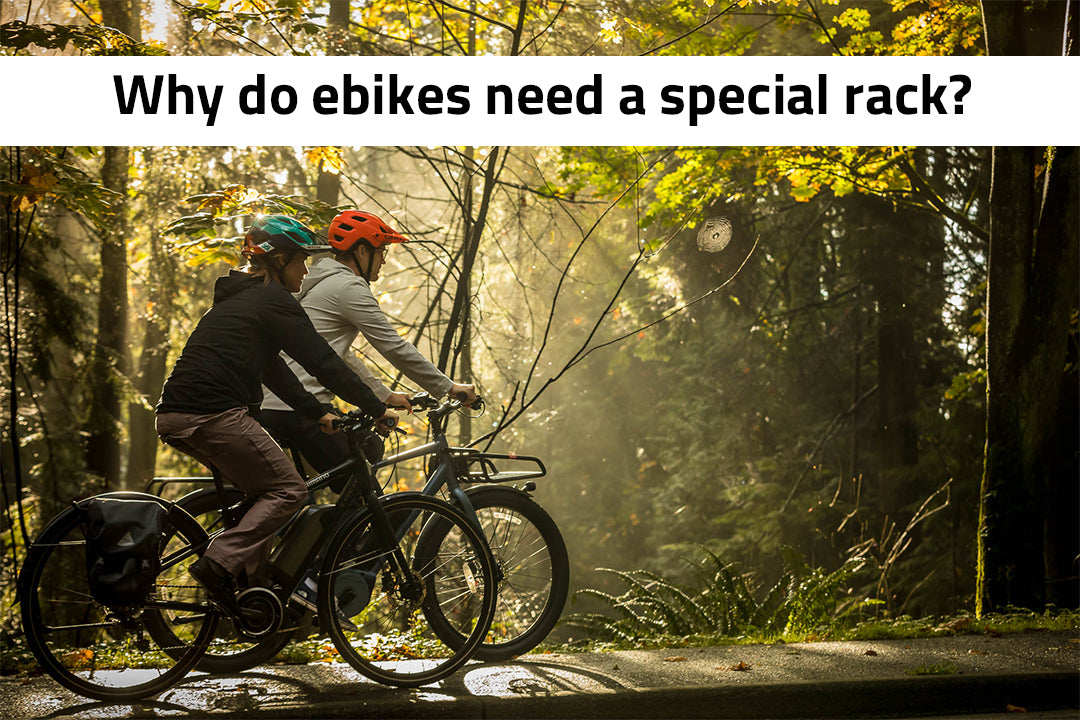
[{"x1": 3, "y1": 630, "x2": 1077, "y2": 719}]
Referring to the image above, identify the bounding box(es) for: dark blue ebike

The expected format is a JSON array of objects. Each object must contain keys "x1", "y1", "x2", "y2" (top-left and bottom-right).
[
  {"x1": 159, "y1": 393, "x2": 568, "y2": 673},
  {"x1": 20, "y1": 408, "x2": 498, "y2": 699}
]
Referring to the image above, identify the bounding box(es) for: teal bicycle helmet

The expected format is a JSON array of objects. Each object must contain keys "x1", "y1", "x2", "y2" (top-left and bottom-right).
[{"x1": 243, "y1": 215, "x2": 329, "y2": 257}]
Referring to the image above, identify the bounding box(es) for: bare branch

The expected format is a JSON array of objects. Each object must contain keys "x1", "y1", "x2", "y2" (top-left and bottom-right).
[
  {"x1": 569, "y1": 235, "x2": 762, "y2": 370},
  {"x1": 780, "y1": 382, "x2": 880, "y2": 512},
  {"x1": 426, "y1": 0, "x2": 469, "y2": 55},
  {"x1": 898, "y1": 156, "x2": 989, "y2": 242},
  {"x1": 433, "y1": 0, "x2": 516, "y2": 34},
  {"x1": 639, "y1": 0, "x2": 737, "y2": 56}
]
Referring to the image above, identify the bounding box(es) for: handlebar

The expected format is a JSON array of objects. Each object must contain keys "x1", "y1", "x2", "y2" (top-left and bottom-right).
[
  {"x1": 409, "y1": 391, "x2": 485, "y2": 417},
  {"x1": 331, "y1": 410, "x2": 396, "y2": 433},
  {"x1": 330, "y1": 392, "x2": 483, "y2": 433}
]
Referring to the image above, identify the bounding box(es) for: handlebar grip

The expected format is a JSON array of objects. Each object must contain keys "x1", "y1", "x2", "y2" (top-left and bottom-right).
[{"x1": 452, "y1": 391, "x2": 482, "y2": 408}]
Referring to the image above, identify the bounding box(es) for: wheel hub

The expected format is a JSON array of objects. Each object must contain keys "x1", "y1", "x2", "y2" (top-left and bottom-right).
[{"x1": 382, "y1": 568, "x2": 426, "y2": 612}]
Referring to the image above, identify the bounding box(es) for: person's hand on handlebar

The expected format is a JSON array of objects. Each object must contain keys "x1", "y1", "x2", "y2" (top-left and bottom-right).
[
  {"x1": 385, "y1": 391, "x2": 413, "y2": 414},
  {"x1": 374, "y1": 408, "x2": 399, "y2": 436},
  {"x1": 318, "y1": 412, "x2": 338, "y2": 435},
  {"x1": 449, "y1": 382, "x2": 477, "y2": 407}
]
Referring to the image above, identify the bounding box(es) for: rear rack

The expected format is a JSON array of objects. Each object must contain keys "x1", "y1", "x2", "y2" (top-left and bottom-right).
[
  {"x1": 449, "y1": 448, "x2": 547, "y2": 484},
  {"x1": 145, "y1": 476, "x2": 215, "y2": 494}
]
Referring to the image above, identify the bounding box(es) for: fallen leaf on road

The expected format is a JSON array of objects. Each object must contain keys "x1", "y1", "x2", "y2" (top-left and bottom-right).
[
  {"x1": 968, "y1": 649, "x2": 988, "y2": 655},
  {"x1": 1005, "y1": 703, "x2": 1027, "y2": 713},
  {"x1": 664, "y1": 656, "x2": 687, "y2": 662},
  {"x1": 864, "y1": 650, "x2": 878, "y2": 656},
  {"x1": 728, "y1": 661, "x2": 752, "y2": 671}
]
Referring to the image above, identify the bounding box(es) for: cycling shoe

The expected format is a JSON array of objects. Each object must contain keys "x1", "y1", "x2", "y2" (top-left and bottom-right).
[{"x1": 189, "y1": 555, "x2": 239, "y2": 610}]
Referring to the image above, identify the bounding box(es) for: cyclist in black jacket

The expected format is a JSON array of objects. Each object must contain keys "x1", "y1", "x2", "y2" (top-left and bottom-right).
[{"x1": 156, "y1": 215, "x2": 396, "y2": 606}]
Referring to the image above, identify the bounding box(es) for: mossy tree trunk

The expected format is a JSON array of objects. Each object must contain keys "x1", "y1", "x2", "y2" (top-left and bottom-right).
[
  {"x1": 977, "y1": 146, "x2": 1079, "y2": 613},
  {"x1": 976, "y1": 0, "x2": 1079, "y2": 614}
]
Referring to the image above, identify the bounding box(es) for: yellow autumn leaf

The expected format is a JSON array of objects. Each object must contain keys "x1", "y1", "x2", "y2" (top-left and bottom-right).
[
  {"x1": 306, "y1": 146, "x2": 347, "y2": 174},
  {"x1": 28, "y1": 173, "x2": 58, "y2": 190}
]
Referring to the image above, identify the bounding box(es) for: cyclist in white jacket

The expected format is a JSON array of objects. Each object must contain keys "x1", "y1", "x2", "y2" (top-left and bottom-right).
[{"x1": 259, "y1": 210, "x2": 476, "y2": 482}]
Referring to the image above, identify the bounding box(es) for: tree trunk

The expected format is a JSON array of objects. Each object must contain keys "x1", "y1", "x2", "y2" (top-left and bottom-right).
[
  {"x1": 436, "y1": 148, "x2": 496, "y2": 377},
  {"x1": 851, "y1": 194, "x2": 920, "y2": 519},
  {"x1": 85, "y1": 146, "x2": 130, "y2": 488},
  {"x1": 1040, "y1": 146, "x2": 1080, "y2": 608},
  {"x1": 99, "y1": 0, "x2": 143, "y2": 40},
  {"x1": 327, "y1": 0, "x2": 349, "y2": 54},
  {"x1": 315, "y1": 4, "x2": 349, "y2": 208},
  {"x1": 126, "y1": 151, "x2": 177, "y2": 488},
  {"x1": 976, "y1": 0, "x2": 1079, "y2": 615},
  {"x1": 977, "y1": 146, "x2": 1079, "y2": 613}
]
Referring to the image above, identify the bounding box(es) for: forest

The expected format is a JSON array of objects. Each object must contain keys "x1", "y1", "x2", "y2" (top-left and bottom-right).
[{"x1": 1, "y1": 0, "x2": 1077, "y2": 659}]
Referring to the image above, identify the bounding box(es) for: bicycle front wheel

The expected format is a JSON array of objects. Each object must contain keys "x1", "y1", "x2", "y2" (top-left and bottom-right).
[
  {"x1": 424, "y1": 486, "x2": 569, "y2": 660},
  {"x1": 319, "y1": 493, "x2": 496, "y2": 687},
  {"x1": 19, "y1": 495, "x2": 217, "y2": 701}
]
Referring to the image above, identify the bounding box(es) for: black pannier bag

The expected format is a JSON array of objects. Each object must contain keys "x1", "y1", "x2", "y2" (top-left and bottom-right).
[{"x1": 80, "y1": 498, "x2": 167, "y2": 607}]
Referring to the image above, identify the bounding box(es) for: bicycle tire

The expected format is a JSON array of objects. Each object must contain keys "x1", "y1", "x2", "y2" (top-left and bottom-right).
[
  {"x1": 319, "y1": 493, "x2": 497, "y2": 687},
  {"x1": 146, "y1": 487, "x2": 294, "y2": 674},
  {"x1": 19, "y1": 492, "x2": 217, "y2": 701},
  {"x1": 423, "y1": 486, "x2": 569, "y2": 661}
]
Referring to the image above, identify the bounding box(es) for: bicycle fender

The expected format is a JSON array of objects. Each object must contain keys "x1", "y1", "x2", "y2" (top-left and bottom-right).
[{"x1": 462, "y1": 484, "x2": 538, "y2": 505}]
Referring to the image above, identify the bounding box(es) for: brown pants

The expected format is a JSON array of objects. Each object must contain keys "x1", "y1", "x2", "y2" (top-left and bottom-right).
[{"x1": 156, "y1": 407, "x2": 307, "y2": 582}]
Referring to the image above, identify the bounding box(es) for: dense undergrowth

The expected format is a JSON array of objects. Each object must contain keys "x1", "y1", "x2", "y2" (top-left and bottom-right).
[{"x1": 553, "y1": 546, "x2": 1079, "y2": 652}]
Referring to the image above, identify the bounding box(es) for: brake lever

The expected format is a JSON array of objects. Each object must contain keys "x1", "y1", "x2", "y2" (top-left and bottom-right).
[{"x1": 454, "y1": 395, "x2": 484, "y2": 414}]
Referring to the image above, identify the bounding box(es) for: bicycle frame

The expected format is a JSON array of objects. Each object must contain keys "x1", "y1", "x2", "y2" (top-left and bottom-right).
[
  {"x1": 157, "y1": 424, "x2": 483, "y2": 600},
  {"x1": 375, "y1": 435, "x2": 480, "y2": 529},
  {"x1": 150, "y1": 399, "x2": 545, "y2": 597}
]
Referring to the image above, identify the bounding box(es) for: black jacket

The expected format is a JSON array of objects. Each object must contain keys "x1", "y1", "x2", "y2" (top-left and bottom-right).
[{"x1": 157, "y1": 271, "x2": 385, "y2": 419}]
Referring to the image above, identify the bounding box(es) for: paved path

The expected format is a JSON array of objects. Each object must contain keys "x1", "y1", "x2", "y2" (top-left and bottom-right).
[{"x1": 4, "y1": 631, "x2": 1077, "y2": 718}]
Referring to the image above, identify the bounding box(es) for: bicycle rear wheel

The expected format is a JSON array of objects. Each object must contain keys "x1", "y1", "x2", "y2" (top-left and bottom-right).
[
  {"x1": 319, "y1": 493, "x2": 496, "y2": 687},
  {"x1": 147, "y1": 487, "x2": 294, "y2": 674},
  {"x1": 19, "y1": 494, "x2": 217, "y2": 700},
  {"x1": 424, "y1": 486, "x2": 569, "y2": 660}
]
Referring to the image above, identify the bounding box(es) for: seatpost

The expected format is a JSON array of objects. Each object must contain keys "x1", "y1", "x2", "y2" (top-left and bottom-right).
[{"x1": 211, "y1": 466, "x2": 243, "y2": 528}]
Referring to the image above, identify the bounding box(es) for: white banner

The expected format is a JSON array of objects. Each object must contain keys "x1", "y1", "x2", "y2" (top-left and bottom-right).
[{"x1": 3, "y1": 56, "x2": 1077, "y2": 145}]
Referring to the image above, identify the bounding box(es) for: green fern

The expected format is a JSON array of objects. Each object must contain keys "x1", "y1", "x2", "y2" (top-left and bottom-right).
[{"x1": 564, "y1": 547, "x2": 867, "y2": 642}]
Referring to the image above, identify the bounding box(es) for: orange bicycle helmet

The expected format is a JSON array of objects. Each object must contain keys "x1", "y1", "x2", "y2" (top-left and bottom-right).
[{"x1": 328, "y1": 210, "x2": 408, "y2": 252}]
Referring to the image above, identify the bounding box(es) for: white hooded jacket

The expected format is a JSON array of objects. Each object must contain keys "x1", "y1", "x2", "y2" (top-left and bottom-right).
[{"x1": 262, "y1": 257, "x2": 453, "y2": 411}]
